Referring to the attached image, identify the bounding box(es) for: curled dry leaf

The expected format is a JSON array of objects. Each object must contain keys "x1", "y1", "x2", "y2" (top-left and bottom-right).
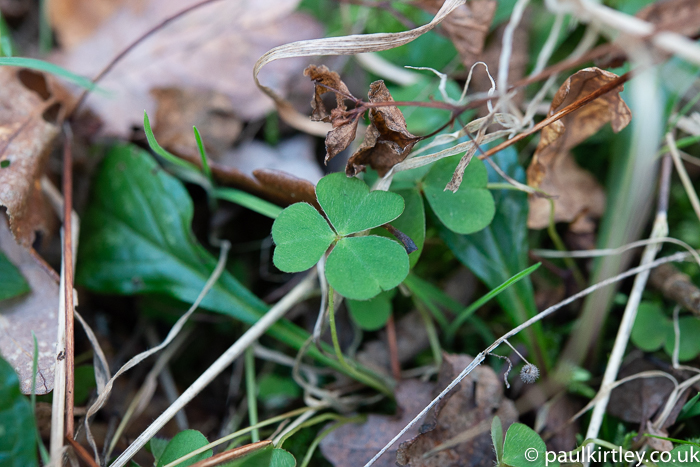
[
  {"x1": 304, "y1": 64, "x2": 361, "y2": 164},
  {"x1": 0, "y1": 67, "x2": 68, "y2": 246},
  {"x1": 396, "y1": 353, "x2": 518, "y2": 467},
  {"x1": 526, "y1": 67, "x2": 632, "y2": 231},
  {"x1": 417, "y1": 0, "x2": 496, "y2": 67},
  {"x1": 0, "y1": 216, "x2": 59, "y2": 395},
  {"x1": 347, "y1": 81, "x2": 421, "y2": 177},
  {"x1": 52, "y1": 0, "x2": 322, "y2": 136}
]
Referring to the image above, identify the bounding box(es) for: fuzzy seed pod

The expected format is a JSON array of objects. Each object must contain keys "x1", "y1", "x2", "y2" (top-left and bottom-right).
[{"x1": 520, "y1": 363, "x2": 540, "y2": 384}]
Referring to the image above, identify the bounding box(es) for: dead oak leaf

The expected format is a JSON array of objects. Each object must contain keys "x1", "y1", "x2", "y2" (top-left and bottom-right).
[
  {"x1": 52, "y1": 0, "x2": 323, "y2": 136},
  {"x1": 396, "y1": 353, "x2": 518, "y2": 467},
  {"x1": 527, "y1": 67, "x2": 632, "y2": 231},
  {"x1": 418, "y1": 0, "x2": 496, "y2": 68},
  {"x1": 0, "y1": 215, "x2": 59, "y2": 395},
  {"x1": 0, "y1": 67, "x2": 67, "y2": 246},
  {"x1": 347, "y1": 80, "x2": 421, "y2": 177}
]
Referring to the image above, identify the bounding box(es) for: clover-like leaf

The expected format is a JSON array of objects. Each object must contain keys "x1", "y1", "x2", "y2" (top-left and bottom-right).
[
  {"x1": 157, "y1": 430, "x2": 212, "y2": 467},
  {"x1": 316, "y1": 172, "x2": 404, "y2": 236},
  {"x1": 502, "y1": 423, "x2": 557, "y2": 467},
  {"x1": 347, "y1": 290, "x2": 395, "y2": 331},
  {"x1": 271, "y1": 203, "x2": 336, "y2": 273},
  {"x1": 325, "y1": 236, "x2": 409, "y2": 301},
  {"x1": 423, "y1": 156, "x2": 495, "y2": 234}
]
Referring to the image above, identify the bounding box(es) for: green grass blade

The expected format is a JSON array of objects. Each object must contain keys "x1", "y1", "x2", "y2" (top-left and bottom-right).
[
  {"x1": 216, "y1": 188, "x2": 283, "y2": 219},
  {"x1": 0, "y1": 57, "x2": 95, "y2": 90},
  {"x1": 448, "y1": 263, "x2": 541, "y2": 342},
  {"x1": 143, "y1": 112, "x2": 201, "y2": 173},
  {"x1": 193, "y1": 126, "x2": 213, "y2": 182}
]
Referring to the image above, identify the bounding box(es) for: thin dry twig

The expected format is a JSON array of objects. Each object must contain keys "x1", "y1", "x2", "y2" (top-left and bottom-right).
[{"x1": 62, "y1": 126, "x2": 76, "y2": 440}]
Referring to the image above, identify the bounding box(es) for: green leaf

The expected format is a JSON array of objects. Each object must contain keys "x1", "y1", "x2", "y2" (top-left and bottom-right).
[
  {"x1": 157, "y1": 430, "x2": 212, "y2": 467},
  {"x1": 316, "y1": 173, "x2": 404, "y2": 236},
  {"x1": 492, "y1": 416, "x2": 504, "y2": 465},
  {"x1": 379, "y1": 188, "x2": 425, "y2": 268},
  {"x1": 423, "y1": 156, "x2": 495, "y2": 234},
  {"x1": 347, "y1": 290, "x2": 395, "y2": 330},
  {"x1": 631, "y1": 302, "x2": 670, "y2": 352},
  {"x1": 664, "y1": 316, "x2": 700, "y2": 361},
  {"x1": 325, "y1": 236, "x2": 409, "y2": 300},
  {"x1": 439, "y1": 148, "x2": 548, "y2": 367},
  {"x1": 272, "y1": 203, "x2": 336, "y2": 272},
  {"x1": 658, "y1": 444, "x2": 700, "y2": 467},
  {"x1": 502, "y1": 423, "x2": 556, "y2": 467},
  {"x1": 0, "y1": 251, "x2": 30, "y2": 301},
  {"x1": 73, "y1": 365, "x2": 96, "y2": 406},
  {"x1": 0, "y1": 356, "x2": 38, "y2": 467},
  {"x1": 679, "y1": 392, "x2": 700, "y2": 421},
  {"x1": 149, "y1": 437, "x2": 170, "y2": 464},
  {"x1": 77, "y1": 144, "x2": 390, "y2": 393},
  {"x1": 0, "y1": 57, "x2": 96, "y2": 90},
  {"x1": 221, "y1": 445, "x2": 296, "y2": 467}
]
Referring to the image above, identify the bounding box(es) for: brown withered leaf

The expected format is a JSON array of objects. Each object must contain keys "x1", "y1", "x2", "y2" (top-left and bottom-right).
[
  {"x1": 52, "y1": 0, "x2": 322, "y2": 136},
  {"x1": 418, "y1": 0, "x2": 496, "y2": 67},
  {"x1": 303, "y1": 65, "x2": 361, "y2": 163},
  {"x1": 151, "y1": 87, "x2": 242, "y2": 160},
  {"x1": 346, "y1": 80, "x2": 421, "y2": 177},
  {"x1": 320, "y1": 379, "x2": 434, "y2": 467},
  {"x1": 0, "y1": 67, "x2": 67, "y2": 246},
  {"x1": 396, "y1": 354, "x2": 518, "y2": 467},
  {"x1": 303, "y1": 65, "x2": 355, "y2": 122},
  {"x1": 637, "y1": 0, "x2": 700, "y2": 38},
  {"x1": 0, "y1": 215, "x2": 59, "y2": 394},
  {"x1": 527, "y1": 67, "x2": 632, "y2": 230}
]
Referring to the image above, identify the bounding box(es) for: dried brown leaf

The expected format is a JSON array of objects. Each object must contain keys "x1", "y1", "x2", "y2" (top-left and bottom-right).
[
  {"x1": 418, "y1": 0, "x2": 496, "y2": 67},
  {"x1": 303, "y1": 65, "x2": 355, "y2": 122},
  {"x1": 151, "y1": 87, "x2": 242, "y2": 159},
  {"x1": 52, "y1": 0, "x2": 322, "y2": 136},
  {"x1": 0, "y1": 215, "x2": 59, "y2": 394},
  {"x1": 396, "y1": 354, "x2": 518, "y2": 467},
  {"x1": 0, "y1": 67, "x2": 66, "y2": 246},
  {"x1": 527, "y1": 67, "x2": 632, "y2": 230},
  {"x1": 346, "y1": 81, "x2": 421, "y2": 177},
  {"x1": 637, "y1": 0, "x2": 700, "y2": 38},
  {"x1": 320, "y1": 379, "x2": 434, "y2": 467}
]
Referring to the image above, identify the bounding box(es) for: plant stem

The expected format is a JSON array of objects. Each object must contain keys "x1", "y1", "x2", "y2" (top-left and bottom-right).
[
  {"x1": 245, "y1": 346, "x2": 259, "y2": 443},
  {"x1": 327, "y1": 287, "x2": 347, "y2": 368}
]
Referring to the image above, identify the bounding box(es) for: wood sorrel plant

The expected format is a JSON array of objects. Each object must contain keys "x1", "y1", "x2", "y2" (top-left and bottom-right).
[{"x1": 271, "y1": 172, "x2": 413, "y2": 300}]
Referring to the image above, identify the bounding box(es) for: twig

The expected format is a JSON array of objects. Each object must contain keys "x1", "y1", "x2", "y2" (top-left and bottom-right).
[
  {"x1": 386, "y1": 313, "x2": 401, "y2": 381},
  {"x1": 62, "y1": 125, "x2": 75, "y2": 440},
  {"x1": 363, "y1": 251, "x2": 690, "y2": 466},
  {"x1": 72, "y1": 0, "x2": 224, "y2": 114},
  {"x1": 64, "y1": 436, "x2": 98, "y2": 467},
  {"x1": 667, "y1": 132, "x2": 700, "y2": 222},
  {"x1": 189, "y1": 441, "x2": 272, "y2": 467},
  {"x1": 110, "y1": 271, "x2": 318, "y2": 467},
  {"x1": 583, "y1": 152, "x2": 670, "y2": 445},
  {"x1": 649, "y1": 263, "x2": 700, "y2": 318}
]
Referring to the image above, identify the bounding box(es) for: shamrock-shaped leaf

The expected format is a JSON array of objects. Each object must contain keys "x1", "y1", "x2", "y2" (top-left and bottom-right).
[
  {"x1": 271, "y1": 203, "x2": 336, "y2": 273},
  {"x1": 502, "y1": 423, "x2": 558, "y2": 467},
  {"x1": 272, "y1": 172, "x2": 410, "y2": 300},
  {"x1": 423, "y1": 156, "x2": 495, "y2": 234},
  {"x1": 316, "y1": 172, "x2": 404, "y2": 236},
  {"x1": 631, "y1": 302, "x2": 700, "y2": 361}
]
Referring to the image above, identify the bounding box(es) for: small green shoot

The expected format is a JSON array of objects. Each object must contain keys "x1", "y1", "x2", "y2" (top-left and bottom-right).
[
  {"x1": 0, "y1": 57, "x2": 96, "y2": 90},
  {"x1": 272, "y1": 173, "x2": 411, "y2": 300},
  {"x1": 491, "y1": 416, "x2": 504, "y2": 465}
]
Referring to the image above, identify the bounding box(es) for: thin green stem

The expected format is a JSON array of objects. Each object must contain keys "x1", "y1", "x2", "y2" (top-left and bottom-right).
[
  {"x1": 245, "y1": 346, "x2": 259, "y2": 443},
  {"x1": 327, "y1": 287, "x2": 347, "y2": 368},
  {"x1": 276, "y1": 413, "x2": 349, "y2": 448},
  {"x1": 415, "y1": 300, "x2": 443, "y2": 368},
  {"x1": 299, "y1": 415, "x2": 366, "y2": 467}
]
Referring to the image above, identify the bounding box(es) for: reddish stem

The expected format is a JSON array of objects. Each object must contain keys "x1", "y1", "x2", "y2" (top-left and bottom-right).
[
  {"x1": 62, "y1": 125, "x2": 75, "y2": 440},
  {"x1": 386, "y1": 313, "x2": 401, "y2": 381}
]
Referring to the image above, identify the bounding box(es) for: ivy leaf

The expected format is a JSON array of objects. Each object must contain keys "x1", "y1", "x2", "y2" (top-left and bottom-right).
[
  {"x1": 325, "y1": 236, "x2": 409, "y2": 300},
  {"x1": 423, "y1": 155, "x2": 495, "y2": 234},
  {"x1": 271, "y1": 203, "x2": 336, "y2": 272},
  {"x1": 157, "y1": 430, "x2": 212, "y2": 467},
  {"x1": 502, "y1": 423, "x2": 557, "y2": 467},
  {"x1": 316, "y1": 172, "x2": 404, "y2": 236},
  {"x1": 0, "y1": 251, "x2": 30, "y2": 301},
  {"x1": 0, "y1": 355, "x2": 38, "y2": 467},
  {"x1": 347, "y1": 290, "x2": 394, "y2": 330}
]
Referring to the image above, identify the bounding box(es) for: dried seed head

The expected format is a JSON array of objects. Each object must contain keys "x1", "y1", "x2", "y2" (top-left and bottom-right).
[{"x1": 520, "y1": 363, "x2": 540, "y2": 384}]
